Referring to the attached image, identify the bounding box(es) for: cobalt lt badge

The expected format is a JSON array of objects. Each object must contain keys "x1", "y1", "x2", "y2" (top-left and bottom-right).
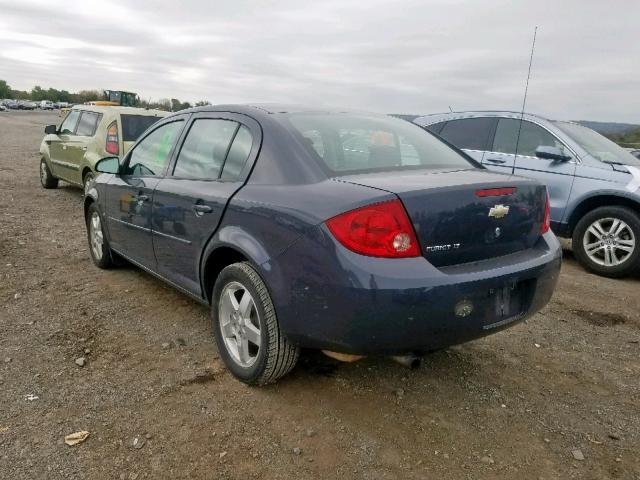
[{"x1": 488, "y1": 204, "x2": 510, "y2": 219}]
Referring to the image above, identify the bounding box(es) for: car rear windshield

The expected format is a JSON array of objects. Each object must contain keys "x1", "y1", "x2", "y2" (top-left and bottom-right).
[
  {"x1": 286, "y1": 113, "x2": 474, "y2": 175},
  {"x1": 121, "y1": 115, "x2": 163, "y2": 142}
]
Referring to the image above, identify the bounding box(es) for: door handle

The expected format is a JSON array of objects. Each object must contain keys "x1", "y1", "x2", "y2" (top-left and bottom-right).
[
  {"x1": 192, "y1": 204, "x2": 213, "y2": 214},
  {"x1": 134, "y1": 194, "x2": 149, "y2": 202},
  {"x1": 486, "y1": 158, "x2": 506, "y2": 164}
]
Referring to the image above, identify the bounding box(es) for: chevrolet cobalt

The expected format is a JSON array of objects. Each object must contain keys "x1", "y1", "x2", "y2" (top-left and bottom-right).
[{"x1": 84, "y1": 105, "x2": 561, "y2": 384}]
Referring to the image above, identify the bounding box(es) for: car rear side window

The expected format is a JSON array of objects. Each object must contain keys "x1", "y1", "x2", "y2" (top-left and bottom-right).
[
  {"x1": 493, "y1": 119, "x2": 561, "y2": 157},
  {"x1": 173, "y1": 119, "x2": 238, "y2": 180},
  {"x1": 123, "y1": 121, "x2": 183, "y2": 176},
  {"x1": 59, "y1": 110, "x2": 80, "y2": 135},
  {"x1": 76, "y1": 111, "x2": 101, "y2": 136},
  {"x1": 221, "y1": 125, "x2": 253, "y2": 180},
  {"x1": 288, "y1": 113, "x2": 473, "y2": 174},
  {"x1": 438, "y1": 118, "x2": 494, "y2": 151},
  {"x1": 121, "y1": 115, "x2": 163, "y2": 142}
]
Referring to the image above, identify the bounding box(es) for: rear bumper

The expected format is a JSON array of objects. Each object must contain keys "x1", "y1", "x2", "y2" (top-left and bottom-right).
[{"x1": 262, "y1": 227, "x2": 562, "y2": 355}]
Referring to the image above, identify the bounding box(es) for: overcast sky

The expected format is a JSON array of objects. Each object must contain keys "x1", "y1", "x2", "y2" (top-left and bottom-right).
[{"x1": 1, "y1": 0, "x2": 638, "y2": 122}]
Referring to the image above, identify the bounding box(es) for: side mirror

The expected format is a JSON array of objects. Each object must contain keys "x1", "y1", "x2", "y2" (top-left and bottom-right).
[
  {"x1": 535, "y1": 146, "x2": 571, "y2": 162},
  {"x1": 44, "y1": 124, "x2": 57, "y2": 135},
  {"x1": 95, "y1": 156, "x2": 120, "y2": 174}
]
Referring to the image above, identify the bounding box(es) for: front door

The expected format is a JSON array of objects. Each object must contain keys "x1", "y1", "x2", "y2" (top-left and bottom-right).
[
  {"x1": 152, "y1": 115, "x2": 256, "y2": 295},
  {"x1": 494, "y1": 118, "x2": 577, "y2": 224},
  {"x1": 105, "y1": 119, "x2": 185, "y2": 267},
  {"x1": 49, "y1": 110, "x2": 82, "y2": 182}
]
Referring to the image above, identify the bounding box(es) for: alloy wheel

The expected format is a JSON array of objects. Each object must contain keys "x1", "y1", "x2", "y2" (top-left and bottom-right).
[
  {"x1": 89, "y1": 211, "x2": 104, "y2": 261},
  {"x1": 583, "y1": 217, "x2": 635, "y2": 267},
  {"x1": 218, "y1": 281, "x2": 262, "y2": 368}
]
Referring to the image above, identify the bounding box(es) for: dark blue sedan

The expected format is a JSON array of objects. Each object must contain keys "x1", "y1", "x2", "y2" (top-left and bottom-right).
[{"x1": 84, "y1": 104, "x2": 562, "y2": 384}]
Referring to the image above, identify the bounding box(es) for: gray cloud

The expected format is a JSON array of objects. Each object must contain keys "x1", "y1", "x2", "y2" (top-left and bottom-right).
[{"x1": 0, "y1": 0, "x2": 638, "y2": 122}]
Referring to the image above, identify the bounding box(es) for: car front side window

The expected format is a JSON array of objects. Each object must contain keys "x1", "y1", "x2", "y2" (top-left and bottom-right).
[
  {"x1": 59, "y1": 110, "x2": 80, "y2": 135},
  {"x1": 493, "y1": 119, "x2": 565, "y2": 157},
  {"x1": 123, "y1": 121, "x2": 183, "y2": 177}
]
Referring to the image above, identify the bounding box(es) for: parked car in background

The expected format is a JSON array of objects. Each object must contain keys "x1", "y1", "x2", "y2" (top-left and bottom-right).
[
  {"x1": 18, "y1": 100, "x2": 38, "y2": 110},
  {"x1": 84, "y1": 104, "x2": 561, "y2": 385},
  {"x1": 630, "y1": 149, "x2": 640, "y2": 159},
  {"x1": 39, "y1": 105, "x2": 167, "y2": 193},
  {"x1": 4, "y1": 100, "x2": 19, "y2": 110},
  {"x1": 40, "y1": 100, "x2": 55, "y2": 110},
  {"x1": 0, "y1": 104, "x2": 6, "y2": 112},
  {"x1": 413, "y1": 111, "x2": 640, "y2": 277}
]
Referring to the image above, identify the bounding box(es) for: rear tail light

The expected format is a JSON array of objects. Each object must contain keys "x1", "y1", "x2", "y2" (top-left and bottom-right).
[
  {"x1": 326, "y1": 199, "x2": 420, "y2": 258},
  {"x1": 105, "y1": 121, "x2": 119, "y2": 155},
  {"x1": 541, "y1": 190, "x2": 551, "y2": 234}
]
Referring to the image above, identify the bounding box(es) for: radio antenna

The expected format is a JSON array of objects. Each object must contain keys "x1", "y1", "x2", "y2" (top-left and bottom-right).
[{"x1": 513, "y1": 26, "x2": 538, "y2": 174}]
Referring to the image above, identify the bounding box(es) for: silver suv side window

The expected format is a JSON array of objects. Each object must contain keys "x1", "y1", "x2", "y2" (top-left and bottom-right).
[
  {"x1": 123, "y1": 121, "x2": 183, "y2": 177},
  {"x1": 493, "y1": 119, "x2": 563, "y2": 157},
  {"x1": 438, "y1": 118, "x2": 494, "y2": 151}
]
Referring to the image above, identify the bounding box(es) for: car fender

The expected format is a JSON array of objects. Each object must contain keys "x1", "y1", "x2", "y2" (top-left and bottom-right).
[
  {"x1": 201, "y1": 225, "x2": 271, "y2": 270},
  {"x1": 565, "y1": 189, "x2": 640, "y2": 230},
  {"x1": 39, "y1": 139, "x2": 52, "y2": 164},
  {"x1": 81, "y1": 149, "x2": 103, "y2": 176}
]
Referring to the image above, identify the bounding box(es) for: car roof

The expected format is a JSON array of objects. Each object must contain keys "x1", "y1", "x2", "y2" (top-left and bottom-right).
[
  {"x1": 177, "y1": 103, "x2": 382, "y2": 118},
  {"x1": 71, "y1": 105, "x2": 168, "y2": 116},
  {"x1": 413, "y1": 110, "x2": 557, "y2": 126}
]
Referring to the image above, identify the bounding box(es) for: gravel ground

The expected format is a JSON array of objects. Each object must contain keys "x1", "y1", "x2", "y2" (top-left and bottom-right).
[{"x1": 1, "y1": 111, "x2": 639, "y2": 480}]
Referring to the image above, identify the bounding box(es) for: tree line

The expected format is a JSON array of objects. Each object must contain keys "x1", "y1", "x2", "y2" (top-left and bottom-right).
[
  {"x1": 0, "y1": 79, "x2": 210, "y2": 112},
  {"x1": 605, "y1": 128, "x2": 640, "y2": 148}
]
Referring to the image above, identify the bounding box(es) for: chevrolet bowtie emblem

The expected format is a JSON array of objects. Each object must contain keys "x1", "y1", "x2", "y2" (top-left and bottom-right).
[{"x1": 488, "y1": 204, "x2": 510, "y2": 219}]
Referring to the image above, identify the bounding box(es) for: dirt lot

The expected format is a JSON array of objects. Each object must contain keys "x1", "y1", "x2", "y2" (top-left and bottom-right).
[{"x1": 1, "y1": 110, "x2": 639, "y2": 480}]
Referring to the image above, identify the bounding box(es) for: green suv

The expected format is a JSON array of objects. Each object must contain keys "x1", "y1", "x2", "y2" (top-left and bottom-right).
[{"x1": 39, "y1": 105, "x2": 167, "y2": 192}]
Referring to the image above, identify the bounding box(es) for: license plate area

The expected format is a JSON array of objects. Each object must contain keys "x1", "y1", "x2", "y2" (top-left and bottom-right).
[{"x1": 483, "y1": 279, "x2": 534, "y2": 329}]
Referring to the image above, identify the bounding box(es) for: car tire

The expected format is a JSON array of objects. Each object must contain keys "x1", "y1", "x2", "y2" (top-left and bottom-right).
[
  {"x1": 86, "y1": 203, "x2": 115, "y2": 269},
  {"x1": 572, "y1": 206, "x2": 640, "y2": 278},
  {"x1": 40, "y1": 158, "x2": 58, "y2": 189},
  {"x1": 212, "y1": 262, "x2": 299, "y2": 385},
  {"x1": 83, "y1": 171, "x2": 95, "y2": 196}
]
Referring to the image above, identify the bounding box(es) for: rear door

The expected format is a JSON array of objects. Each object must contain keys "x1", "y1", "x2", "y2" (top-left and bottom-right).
[
  {"x1": 495, "y1": 118, "x2": 576, "y2": 223},
  {"x1": 49, "y1": 110, "x2": 81, "y2": 182},
  {"x1": 437, "y1": 117, "x2": 496, "y2": 164},
  {"x1": 105, "y1": 118, "x2": 185, "y2": 268},
  {"x1": 152, "y1": 113, "x2": 259, "y2": 295},
  {"x1": 70, "y1": 110, "x2": 101, "y2": 183}
]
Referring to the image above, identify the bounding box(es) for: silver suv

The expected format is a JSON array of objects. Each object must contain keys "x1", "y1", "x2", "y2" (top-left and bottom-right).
[{"x1": 414, "y1": 111, "x2": 640, "y2": 277}]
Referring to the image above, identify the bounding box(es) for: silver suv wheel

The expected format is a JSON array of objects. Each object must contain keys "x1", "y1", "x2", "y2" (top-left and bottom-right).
[{"x1": 583, "y1": 217, "x2": 635, "y2": 267}]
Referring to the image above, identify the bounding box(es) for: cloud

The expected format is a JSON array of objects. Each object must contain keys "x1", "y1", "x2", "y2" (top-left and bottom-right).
[{"x1": 0, "y1": 0, "x2": 638, "y2": 122}]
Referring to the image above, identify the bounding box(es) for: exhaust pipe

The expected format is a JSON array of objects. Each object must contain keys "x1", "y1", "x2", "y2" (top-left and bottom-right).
[{"x1": 390, "y1": 354, "x2": 421, "y2": 369}]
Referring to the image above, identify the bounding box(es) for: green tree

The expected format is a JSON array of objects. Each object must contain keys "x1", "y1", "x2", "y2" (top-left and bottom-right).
[
  {"x1": 0, "y1": 80, "x2": 13, "y2": 99},
  {"x1": 31, "y1": 86, "x2": 47, "y2": 101}
]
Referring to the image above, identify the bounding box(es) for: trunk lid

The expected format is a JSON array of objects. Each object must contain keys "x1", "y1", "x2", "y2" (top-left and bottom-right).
[{"x1": 338, "y1": 168, "x2": 547, "y2": 267}]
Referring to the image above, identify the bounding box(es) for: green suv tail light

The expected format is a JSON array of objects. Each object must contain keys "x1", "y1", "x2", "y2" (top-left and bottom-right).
[{"x1": 106, "y1": 121, "x2": 119, "y2": 155}]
